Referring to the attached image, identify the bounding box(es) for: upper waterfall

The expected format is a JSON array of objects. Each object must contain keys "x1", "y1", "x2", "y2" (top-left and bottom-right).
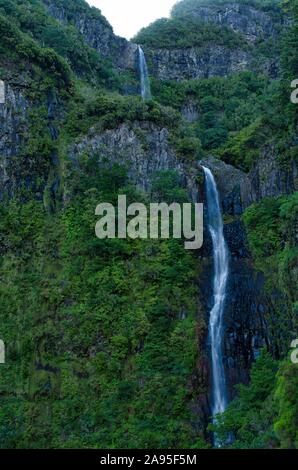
[
  {"x1": 138, "y1": 46, "x2": 152, "y2": 101},
  {"x1": 202, "y1": 166, "x2": 229, "y2": 442}
]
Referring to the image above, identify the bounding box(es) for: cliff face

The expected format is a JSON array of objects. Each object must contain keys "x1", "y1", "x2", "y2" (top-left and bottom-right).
[
  {"x1": 197, "y1": 151, "x2": 296, "y2": 396},
  {"x1": 43, "y1": 1, "x2": 284, "y2": 81},
  {"x1": 148, "y1": 46, "x2": 253, "y2": 82},
  {"x1": 69, "y1": 122, "x2": 200, "y2": 202},
  {"x1": 43, "y1": 0, "x2": 138, "y2": 70},
  {"x1": 172, "y1": 2, "x2": 283, "y2": 42},
  {"x1": 198, "y1": 156, "x2": 268, "y2": 394},
  {"x1": 1, "y1": 73, "x2": 294, "y2": 405},
  {"x1": 0, "y1": 0, "x2": 297, "y2": 448},
  {"x1": 0, "y1": 83, "x2": 28, "y2": 199},
  {"x1": 140, "y1": 2, "x2": 284, "y2": 81},
  {"x1": 0, "y1": 78, "x2": 62, "y2": 203},
  {"x1": 249, "y1": 144, "x2": 298, "y2": 201}
]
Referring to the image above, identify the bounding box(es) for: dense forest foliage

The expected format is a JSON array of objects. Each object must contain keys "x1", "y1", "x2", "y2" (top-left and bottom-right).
[
  {"x1": 0, "y1": 0, "x2": 297, "y2": 449},
  {"x1": 0, "y1": 165, "x2": 207, "y2": 448},
  {"x1": 133, "y1": 17, "x2": 246, "y2": 49}
]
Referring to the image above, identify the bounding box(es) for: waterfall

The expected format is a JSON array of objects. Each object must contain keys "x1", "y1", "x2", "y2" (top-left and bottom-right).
[
  {"x1": 138, "y1": 46, "x2": 152, "y2": 101},
  {"x1": 202, "y1": 166, "x2": 229, "y2": 442}
]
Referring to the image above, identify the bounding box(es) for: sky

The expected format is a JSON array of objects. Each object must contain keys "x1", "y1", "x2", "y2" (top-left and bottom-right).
[{"x1": 87, "y1": 0, "x2": 178, "y2": 40}]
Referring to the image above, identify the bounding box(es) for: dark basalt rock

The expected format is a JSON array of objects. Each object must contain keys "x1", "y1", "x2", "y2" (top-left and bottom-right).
[
  {"x1": 0, "y1": 81, "x2": 61, "y2": 201},
  {"x1": 172, "y1": 2, "x2": 284, "y2": 43},
  {"x1": 147, "y1": 46, "x2": 254, "y2": 82},
  {"x1": 224, "y1": 259, "x2": 269, "y2": 398}
]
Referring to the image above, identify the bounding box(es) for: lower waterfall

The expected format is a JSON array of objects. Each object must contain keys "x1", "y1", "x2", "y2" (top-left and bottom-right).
[{"x1": 202, "y1": 166, "x2": 229, "y2": 444}]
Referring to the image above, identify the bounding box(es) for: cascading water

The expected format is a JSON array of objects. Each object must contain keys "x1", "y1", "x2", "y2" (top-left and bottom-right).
[
  {"x1": 202, "y1": 166, "x2": 229, "y2": 443},
  {"x1": 138, "y1": 46, "x2": 152, "y2": 100}
]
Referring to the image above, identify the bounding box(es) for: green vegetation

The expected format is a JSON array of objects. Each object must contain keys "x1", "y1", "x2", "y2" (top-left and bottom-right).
[
  {"x1": 134, "y1": 16, "x2": 246, "y2": 49},
  {"x1": 0, "y1": 12, "x2": 72, "y2": 93},
  {"x1": 172, "y1": 0, "x2": 283, "y2": 17},
  {"x1": 0, "y1": 0, "x2": 297, "y2": 450},
  {"x1": 210, "y1": 349, "x2": 279, "y2": 448},
  {"x1": 243, "y1": 193, "x2": 298, "y2": 354},
  {"x1": 151, "y1": 72, "x2": 274, "y2": 170},
  {"x1": 0, "y1": 163, "x2": 207, "y2": 448},
  {"x1": 0, "y1": 0, "x2": 123, "y2": 91},
  {"x1": 211, "y1": 352, "x2": 298, "y2": 448}
]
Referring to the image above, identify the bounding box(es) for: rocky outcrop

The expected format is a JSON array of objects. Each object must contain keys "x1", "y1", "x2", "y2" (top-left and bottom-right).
[
  {"x1": 224, "y1": 255, "x2": 269, "y2": 394},
  {"x1": 147, "y1": 46, "x2": 252, "y2": 82},
  {"x1": 200, "y1": 156, "x2": 252, "y2": 214},
  {"x1": 181, "y1": 100, "x2": 199, "y2": 123},
  {"x1": 172, "y1": 2, "x2": 285, "y2": 43},
  {"x1": 200, "y1": 152, "x2": 298, "y2": 214},
  {"x1": 249, "y1": 144, "x2": 298, "y2": 201},
  {"x1": 0, "y1": 79, "x2": 61, "y2": 201},
  {"x1": 0, "y1": 81, "x2": 28, "y2": 199},
  {"x1": 43, "y1": 0, "x2": 138, "y2": 71},
  {"x1": 200, "y1": 246, "x2": 269, "y2": 398},
  {"x1": 68, "y1": 122, "x2": 200, "y2": 202}
]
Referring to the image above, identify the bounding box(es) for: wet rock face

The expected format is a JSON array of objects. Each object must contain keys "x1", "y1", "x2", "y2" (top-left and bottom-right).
[
  {"x1": 200, "y1": 156, "x2": 252, "y2": 215},
  {"x1": 224, "y1": 221, "x2": 268, "y2": 394},
  {"x1": 199, "y1": 183, "x2": 269, "y2": 397},
  {"x1": 224, "y1": 259, "x2": 269, "y2": 395},
  {"x1": 0, "y1": 81, "x2": 61, "y2": 201},
  {"x1": 198, "y1": 158, "x2": 270, "y2": 400},
  {"x1": 148, "y1": 46, "x2": 252, "y2": 82},
  {"x1": 175, "y1": 2, "x2": 281, "y2": 43},
  {"x1": 0, "y1": 83, "x2": 28, "y2": 199}
]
